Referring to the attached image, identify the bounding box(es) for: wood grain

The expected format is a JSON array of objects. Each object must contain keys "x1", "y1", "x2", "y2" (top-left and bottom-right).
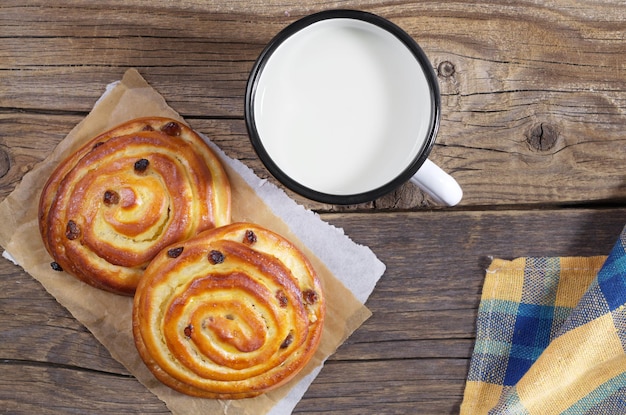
[
  {"x1": 1, "y1": 1, "x2": 624, "y2": 209},
  {"x1": 1, "y1": 1, "x2": 626, "y2": 413},
  {"x1": 2, "y1": 207, "x2": 624, "y2": 414}
]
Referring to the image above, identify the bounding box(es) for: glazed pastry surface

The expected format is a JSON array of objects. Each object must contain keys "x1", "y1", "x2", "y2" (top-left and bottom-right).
[
  {"x1": 38, "y1": 117, "x2": 231, "y2": 295},
  {"x1": 132, "y1": 222, "x2": 325, "y2": 399}
]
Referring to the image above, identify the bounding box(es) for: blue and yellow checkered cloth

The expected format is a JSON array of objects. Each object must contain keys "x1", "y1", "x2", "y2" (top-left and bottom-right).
[{"x1": 462, "y1": 226, "x2": 626, "y2": 414}]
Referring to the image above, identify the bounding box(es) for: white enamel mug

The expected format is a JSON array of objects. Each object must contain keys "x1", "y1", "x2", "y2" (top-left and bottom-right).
[{"x1": 245, "y1": 10, "x2": 462, "y2": 206}]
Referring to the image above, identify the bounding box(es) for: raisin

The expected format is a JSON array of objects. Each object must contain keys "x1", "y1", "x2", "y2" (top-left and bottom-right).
[
  {"x1": 92, "y1": 141, "x2": 105, "y2": 149},
  {"x1": 134, "y1": 158, "x2": 149, "y2": 173},
  {"x1": 50, "y1": 262, "x2": 63, "y2": 272},
  {"x1": 103, "y1": 190, "x2": 120, "y2": 206},
  {"x1": 208, "y1": 250, "x2": 225, "y2": 264},
  {"x1": 276, "y1": 290, "x2": 288, "y2": 307},
  {"x1": 142, "y1": 124, "x2": 155, "y2": 131},
  {"x1": 167, "y1": 247, "x2": 184, "y2": 258},
  {"x1": 184, "y1": 324, "x2": 193, "y2": 338},
  {"x1": 244, "y1": 230, "x2": 257, "y2": 245},
  {"x1": 161, "y1": 121, "x2": 181, "y2": 136},
  {"x1": 303, "y1": 289, "x2": 318, "y2": 305},
  {"x1": 280, "y1": 332, "x2": 294, "y2": 349},
  {"x1": 65, "y1": 220, "x2": 80, "y2": 240}
]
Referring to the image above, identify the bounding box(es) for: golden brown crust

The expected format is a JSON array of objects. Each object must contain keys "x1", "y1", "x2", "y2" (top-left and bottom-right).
[
  {"x1": 132, "y1": 222, "x2": 325, "y2": 399},
  {"x1": 38, "y1": 117, "x2": 231, "y2": 295}
]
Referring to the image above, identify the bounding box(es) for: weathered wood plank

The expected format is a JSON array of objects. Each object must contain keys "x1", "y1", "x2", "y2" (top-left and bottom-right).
[
  {"x1": 296, "y1": 359, "x2": 469, "y2": 414},
  {"x1": 1, "y1": 1, "x2": 625, "y2": 412},
  {"x1": 2, "y1": 1, "x2": 624, "y2": 207},
  {"x1": 329, "y1": 207, "x2": 626, "y2": 314},
  {"x1": 1, "y1": 207, "x2": 624, "y2": 413},
  {"x1": 0, "y1": 365, "x2": 168, "y2": 414},
  {"x1": 0, "y1": 259, "x2": 129, "y2": 374},
  {"x1": 1, "y1": 111, "x2": 625, "y2": 213},
  {"x1": 3, "y1": 2, "x2": 624, "y2": 116}
]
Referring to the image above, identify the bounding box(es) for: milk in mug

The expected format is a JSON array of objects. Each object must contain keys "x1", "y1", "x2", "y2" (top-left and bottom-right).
[{"x1": 253, "y1": 18, "x2": 433, "y2": 195}]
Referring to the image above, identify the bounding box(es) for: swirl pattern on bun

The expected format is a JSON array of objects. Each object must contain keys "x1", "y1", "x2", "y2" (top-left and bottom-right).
[
  {"x1": 132, "y1": 222, "x2": 325, "y2": 399},
  {"x1": 38, "y1": 117, "x2": 231, "y2": 295}
]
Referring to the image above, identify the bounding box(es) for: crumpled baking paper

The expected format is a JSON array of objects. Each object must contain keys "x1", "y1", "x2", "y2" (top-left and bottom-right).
[{"x1": 0, "y1": 69, "x2": 386, "y2": 415}]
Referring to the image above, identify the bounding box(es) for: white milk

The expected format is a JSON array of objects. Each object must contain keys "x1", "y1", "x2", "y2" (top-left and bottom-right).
[{"x1": 253, "y1": 18, "x2": 432, "y2": 195}]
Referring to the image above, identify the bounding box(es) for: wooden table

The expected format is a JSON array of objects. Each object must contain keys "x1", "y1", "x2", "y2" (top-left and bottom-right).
[{"x1": 1, "y1": 1, "x2": 625, "y2": 414}]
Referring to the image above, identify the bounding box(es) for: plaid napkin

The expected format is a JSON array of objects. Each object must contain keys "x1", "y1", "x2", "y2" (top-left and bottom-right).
[{"x1": 461, "y1": 225, "x2": 626, "y2": 414}]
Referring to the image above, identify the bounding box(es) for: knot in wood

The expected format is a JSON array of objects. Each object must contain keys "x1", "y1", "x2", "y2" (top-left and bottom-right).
[
  {"x1": 437, "y1": 61, "x2": 455, "y2": 78},
  {"x1": 527, "y1": 123, "x2": 558, "y2": 151},
  {"x1": 0, "y1": 147, "x2": 10, "y2": 179}
]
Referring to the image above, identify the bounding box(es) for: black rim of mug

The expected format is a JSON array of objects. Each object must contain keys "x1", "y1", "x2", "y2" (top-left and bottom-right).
[{"x1": 244, "y1": 9, "x2": 440, "y2": 205}]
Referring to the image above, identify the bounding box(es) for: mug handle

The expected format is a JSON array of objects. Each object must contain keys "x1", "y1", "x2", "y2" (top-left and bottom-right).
[{"x1": 409, "y1": 159, "x2": 463, "y2": 206}]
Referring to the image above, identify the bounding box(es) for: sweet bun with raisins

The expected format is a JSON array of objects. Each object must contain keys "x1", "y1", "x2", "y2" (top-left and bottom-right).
[
  {"x1": 132, "y1": 222, "x2": 325, "y2": 399},
  {"x1": 38, "y1": 117, "x2": 231, "y2": 295}
]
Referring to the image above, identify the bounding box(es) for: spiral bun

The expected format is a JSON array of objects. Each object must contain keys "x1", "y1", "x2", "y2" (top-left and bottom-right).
[
  {"x1": 38, "y1": 117, "x2": 231, "y2": 295},
  {"x1": 132, "y1": 222, "x2": 325, "y2": 399}
]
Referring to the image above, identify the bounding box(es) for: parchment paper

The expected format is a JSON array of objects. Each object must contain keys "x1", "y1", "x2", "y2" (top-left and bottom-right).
[{"x1": 0, "y1": 69, "x2": 386, "y2": 415}]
